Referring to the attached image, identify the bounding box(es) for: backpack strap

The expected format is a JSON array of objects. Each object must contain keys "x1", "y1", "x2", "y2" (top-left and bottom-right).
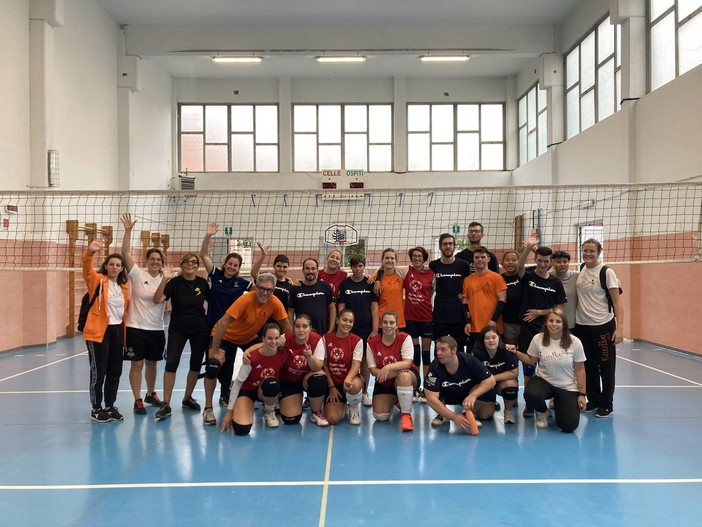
[
  {"x1": 89, "y1": 281, "x2": 102, "y2": 310},
  {"x1": 599, "y1": 265, "x2": 615, "y2": 313}
]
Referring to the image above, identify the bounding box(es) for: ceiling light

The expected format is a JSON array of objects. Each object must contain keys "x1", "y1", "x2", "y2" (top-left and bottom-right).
[
  {"x1": 212, "y1": 56, "x2": 263, "y2": 64},
  {"x1": 419, "y1": 55, "x2": 470, "y2": 62},
  {"x1": 316, "y1": 56, "x2": 367, "y2": 63}
]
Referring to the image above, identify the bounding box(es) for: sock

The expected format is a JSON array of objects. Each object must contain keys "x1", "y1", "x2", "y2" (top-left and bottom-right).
[
  {"x1": 396, "y1": 385, "x2": 414, "y2": 413},
  {"x1": 264, "y1": 403, "x2": 275, "y2": 412},
  {"x1": 346, "y1": 391, "x2": 362, "y2": 406}
]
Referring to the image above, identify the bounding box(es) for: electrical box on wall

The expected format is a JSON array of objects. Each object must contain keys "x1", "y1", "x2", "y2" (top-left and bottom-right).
[
  {"x1": 537, "y1": 53, "x2": 563, "y2": 88},
  {"x1": 118, "y1": 56, "x2": 142, "y2": 92}
]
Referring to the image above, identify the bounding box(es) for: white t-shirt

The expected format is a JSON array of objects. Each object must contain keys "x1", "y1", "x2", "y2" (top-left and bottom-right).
[
  {"x1": 126, "y1": 265, "x2": 165, "y2": 331},
  {"x1": 527, "y1": 333, "x2": 586, "y2": 391},
  {"x1": 575, "y1": 263, "x2": 618, "y2": 326}
]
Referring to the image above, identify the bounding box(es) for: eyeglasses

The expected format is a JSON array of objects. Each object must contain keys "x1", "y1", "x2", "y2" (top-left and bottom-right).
[
  {"x1": 468, "y1": 229, "x2": 483, "y2": 234},
  {"x1": 181, "y1": 259, "x2": 198, "y2": 266},
  {"x1": 257, "y1": 286, "x2": 275, "y2": 294}
]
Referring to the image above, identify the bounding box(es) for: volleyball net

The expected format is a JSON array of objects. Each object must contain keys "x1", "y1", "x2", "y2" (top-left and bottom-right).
[{"x1": 1, "y1": 182, "x2": 701, "y2": 272}]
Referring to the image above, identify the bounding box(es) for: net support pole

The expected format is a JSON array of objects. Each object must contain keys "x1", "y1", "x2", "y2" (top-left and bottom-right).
[{"x1": 65, "y1": 220, "x2": 79, "y2": 338}]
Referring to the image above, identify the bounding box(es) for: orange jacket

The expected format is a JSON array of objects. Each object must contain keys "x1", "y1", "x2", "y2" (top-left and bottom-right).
[{"x1": 82, "y1": 251, "x2": 130, "y2": 343}]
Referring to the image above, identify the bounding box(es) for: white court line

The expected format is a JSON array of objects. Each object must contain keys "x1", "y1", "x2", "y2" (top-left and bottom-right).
[
  {"x1": 2, "y1": 477, "x2": 702, "y2": 491},
  {"x1": 0, "y1": 352, "x2": 87, "y2": 383},
  {"x1": 618, "y1": 356, "x2": 702, "y2": 386},
  {"x1": 318, "y1": 426, "x2": 334, "y2": 527}
]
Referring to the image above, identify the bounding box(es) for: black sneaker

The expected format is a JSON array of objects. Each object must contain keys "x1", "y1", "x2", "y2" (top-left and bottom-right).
[
  {"x1": 91, "y1": 408, "x2": 111, "y2": 423},
  {"x1": 218, "y1": 395, "x2": 229, "y2": 407},
  {"x1": 522, "y1": 406, "x2": 534, "y2": 418},
  {"x1": 494, "y1": 401, "x2": 501, "y2": 411},
  {"x1": 182, "y1": 396, "x2": 201, "y2": 411},
  {"x1": 302, "y1": 396, "x2": 310, "y2": 410},
  {"x1": 133, "y1": 399, "x2": 147, "y2": 415},
  {"x1": 105, "y1": 407, "x2": 124, "y2": 421},
  {"x1": 155, "y1": 404, "x2": 172, "y2": 420},
  {"x1": 595, "y1": 406, "x2": 613, "y2": 418},
  {"x1": 144, "y1": 392, "x2": 163, "y2": 407},
  {"x1": 585, "y1": 402, "x2": 598, "y2": 412}
]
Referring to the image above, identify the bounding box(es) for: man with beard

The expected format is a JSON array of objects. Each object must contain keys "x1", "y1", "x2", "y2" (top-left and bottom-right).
[{"x1": 288, "y1": 258, "x2": 336, "y2": 335}]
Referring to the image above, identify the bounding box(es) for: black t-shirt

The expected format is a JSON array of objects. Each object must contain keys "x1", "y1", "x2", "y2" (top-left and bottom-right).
[
  {"x1": 274, "y1": 279, "x2": 292, "y2": 310},
  {"x1": 424, "y1": 352, "x2": 492, "y2": 404},
  {"x1": 455, "y1": 248, "x2": 500, "y2": 275},
  {"x1": 501, "y1": 273, "x2": 523, "y2": 324},
  {"x1": 471, "y1": 346, "x2": 519, "y2": 376},
  {"x1": 337, "y1": 277, "x2": 379, "y2": 339},
  {"x1": 519, "y1": 270, "x2": 567, "y2": 333},
  {"x1": 289, "y1": 280, "x2": 333, "y2": 334},
  {"x1": 163, "y1": 276, "x2": 210, "y2": 333},
  {"x1": 428, "y1": 258, "x2": 470, "y2": 323}
]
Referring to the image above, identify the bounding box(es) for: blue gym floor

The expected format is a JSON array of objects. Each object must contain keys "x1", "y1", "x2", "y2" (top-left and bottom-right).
[{"x1": 1, "y1": 339, "x2": 701, "y2": 526}]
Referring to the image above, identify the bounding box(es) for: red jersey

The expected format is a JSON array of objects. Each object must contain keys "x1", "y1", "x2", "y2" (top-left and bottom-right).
[
  {"x1": 240, "y1": 349, "x2": 288, "y2": 391},
  {"x1": 366, "y1": 332, "x2": 416, "y2": 387},
  {"x1": 280, "y1": 331, "x2": 323, "y2": 382},
  {"x1": 321, "y1": 332, "x2": 364, "y2": 385},
  {"x1": 318, "y1": 269, "x2": 348, "y2": 301},
  {"x1": 404, "y1": 266, "x2": 434, "y2": 322}
]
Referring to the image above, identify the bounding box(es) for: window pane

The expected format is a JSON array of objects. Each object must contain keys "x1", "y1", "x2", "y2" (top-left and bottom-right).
[
  {"x1": 519, "y1": 127, "x2": 527, "y2": 166},
  {"x1": 527, "y1": 89, "x2": 536, "y2": 131},
  {"x1": 566, "y1": 49, "x2": 579, "y2": 89},
  {"x1": 598, "y1": 18, "x2": 615, "y2": 62},
  {"x1": 206, "y1": 144, "x2": 229, "y2": 172},
  {"x1": 230, "y1": 136, "x2": 253, "y2": 171},
  {"x1": 616, "y1": 25, "x2": 622, "y2": 68},
  {"x1": 407, "y1": 133, "x2": 430, "y2": 170},
  {"x1": 581, "y1": 90, "x2": 596, "y2": 131},
  {"x1": 616, "y1": 68, "x2": 622, "y2": 110},
  {"x1": 294, "y1": 105, "x2": 317, "y2": 132},
  {"x1": 650, "y1": 14, "x2": 676, "y2": 90},
  {"x1": 597, "y1": 59, "x2": 615, "y2": 121},
  {"x1": 319, "y1": 145, "x2": 341, "y2": 170},
  {"x1": 407, "y1": 105, "x2": 429, "y2": 131},
  {"x1": 319, "y1": 106, "x2": 341, "y2": 143},
  {"x1": 537, "y1": 111, "x2": 548, "y2": 155},
  {"x1": 431, "y1": 144, "x2": 454, "y2": 171},
  {"x1": 679, "y1": 0, "x2": 702, "y2": 20},
  {"x1": 231, "y1": 105, "x2": 253, "y2": 133},
  {"x1": 679, "y1": 14, "x2": 702, "y2": 76},
  {"x1": 481, "y1": 144, "x2": 504, "y2": 170},
  {"x1": 180, "y1": 134, "x2": 203, "y2": 171},
  {"x1": 481, "y1": 104, "x2": 504, "y2": 141},
  {"x1": 181, "y1": 105, "x2": 203, "y2": 132},
  {"x1": 255, "y1": 106, "x2": 278, "y2": 143},
  {"x1": 345, "y1": 105, "x2": 368, "y2": 133},
  {"x1": 650, "y1": 0, "x2": 674, "y2": 21},
  {"x1": 206, "y1": 106, "x2": 228, "y2": 142},
  {"x1": 581, "y1": 32, "x2": 596, "y2": 90},
  {"x1": 294, "y1": 134, "x2": 317, "y2": 171},
  {"x1": 457, "y1": 133, "x2": 479, "y2": 170},
  {"x1": 457, "y1": 104, "x2": 479, "y2": 130},
  {"x1": 369, "y1": 105, "x2": 392, "y2": 143},
  {"x1": 345, "y1": 134, "x2": 368, "y2": 170},
  {"x1": 256, "y1": 145, "x2": 278, "y2": 172},
  {"x1": 518, "y1": 96, "x2": 527, "y2": 127},
  {"x1": 566, "y1": 89, "x2": 580, "y2": 138},
  {"x1": 527, "y1": 130, "x2": 537, "y2": 161},
  {"x1": 537, "y1": 85, "x2": 547, "y2": 112},
  {"x1": 369, "y1": 144, "x2": 392, "y2": 172},
  {"x1": 431, "y1": 105, "x2": 454, "y2": 142}
]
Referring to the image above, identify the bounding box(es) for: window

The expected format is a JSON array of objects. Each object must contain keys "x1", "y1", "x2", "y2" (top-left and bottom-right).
[
  {"x1": 566, "y1": 18, "x2": 622, "y2": 139},
  {"x1": 179, "y1": 104, "x2": 279, "y2": 173},
  {"x1": 518, "y1": 84, "x2": 548, "y2": 166},
  {"x1": 407, "y1": 103, "x2": 504, "y2": 171},
  {"x1": 649, "y1": 0, "x2": 702, "y2": 91},
  {"x1": 292, "y1": 104, "x2": 392, "y2": 172}
]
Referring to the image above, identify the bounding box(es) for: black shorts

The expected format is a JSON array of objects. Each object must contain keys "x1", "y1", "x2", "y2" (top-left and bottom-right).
[
  {"x1": 329, "y1": 383, "x2": 348, "y2": 403},
  {"x1": 406, "y1": 320, "x2": 433, "y2": 339},
  {"x1": 238, "y1": 388, "x2": 260, "y2": 402},
  {"x1": 432, "y1": 321, "x2": 466, "y2": 342},
  {"x1": 280, "y1": 379, "x2": 304, "y2": 399},
  {"x1": 124, "y1": 327, "x2": 165, "y2": 362},
  {"x1": 372, "y1": 369, "x2": 420, "y2": 396}
]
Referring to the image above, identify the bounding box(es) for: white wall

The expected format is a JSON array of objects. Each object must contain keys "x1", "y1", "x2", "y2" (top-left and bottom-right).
[{"x1": 0, "y1": 0, "x2": 30, "y2": 191}]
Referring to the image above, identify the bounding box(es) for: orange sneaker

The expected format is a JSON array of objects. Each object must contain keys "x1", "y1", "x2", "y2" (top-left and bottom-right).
[{"x1": 401, "y1": 412, "x2": 414, "y2": 432}]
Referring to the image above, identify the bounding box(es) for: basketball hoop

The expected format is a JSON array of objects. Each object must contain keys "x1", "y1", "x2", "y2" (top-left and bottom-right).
[{"x1": 324, "y1": 224, "x2": 359, "y2": 246}]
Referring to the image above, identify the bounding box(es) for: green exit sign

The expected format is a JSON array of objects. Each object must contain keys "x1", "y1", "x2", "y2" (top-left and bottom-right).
[
  {"x1": 452, "y1": 224, "x2": 460, "y2": 234},
  {"x1": 224, "y1": 227, "x2": 233, "y2": 236}
]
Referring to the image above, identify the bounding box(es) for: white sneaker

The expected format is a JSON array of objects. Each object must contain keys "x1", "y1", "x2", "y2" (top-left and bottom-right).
[
  {"x1": 503, "y1": 407, "x2": 516, "y2": 424},
  {"x1": 264, "y1": 409, "x2": 279, "y2": 428},
  {"x1": 418, "y1": 393, "x2": 427, "y2": 404},
  {"x1": 202, "y1": 407, "x2": 216, "y2": 426},
  {"x1": 536, "y1": 409, "x2": 550, "y2": 429},
  {"x1": 311, "y1": 409, "x2": 329, "y2": 427},
  {"x1": 348, "y1": 404, "x2": 362, "y2": 425},
  {"x1": 412, "y1": 391, "x2": 419, "y2": 403},
  {"x1": 431, "y1": 414, "x2": 447, "y2": 427},
  {"x1": 362, "y1": 393, "x2": 373, "y2": 407}
]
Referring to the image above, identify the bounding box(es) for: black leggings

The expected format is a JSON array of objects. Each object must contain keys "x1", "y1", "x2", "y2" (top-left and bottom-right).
[
  {"x1": 87, "y1": 325, "x2": 123, "y2": 409},
  {"x1": 524, "y1": 376, "x2": 581, "y2": 433},
  {"x1": 164, "y1": 329, "x2": 209, "y2": 373}
]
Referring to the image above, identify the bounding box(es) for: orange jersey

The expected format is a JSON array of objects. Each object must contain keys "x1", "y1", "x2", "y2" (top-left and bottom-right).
[{"x1": 462, "y1": 270, "x2": 507, "y2": 334}]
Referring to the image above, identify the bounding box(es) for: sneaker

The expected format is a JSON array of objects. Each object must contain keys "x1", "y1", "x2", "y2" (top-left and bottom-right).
[
  {"x1": 264, "y1": 409, "x2": 279, "y2": 428},
  {"x1": 431, "y1": 414, "x2": 447, "y2": 428},
  {"x1": 105, "y1": 407, "x2": 123, "y2": 421},
  {"x1": 302, "y1": 396, "x2": 311, "y2": 410},
  {"x1": 412, "y1": 390, "x2": 419, "y2": 403},
  {"x1": 536, "y1": 409, "x2": 551, "y2": 429},
  {"x1": 401, "y1": 412, "x2": 414, "y2": 431},
  {"x1": 494, "y1": 401, "x2": 501, "y2": 411},
  {"x1": 274, "y1": 400, "x2": 280, "y2": 414},
  {"x1": 311, "y1": 409, "x2": 329, "y2": 427},
  {"x1": 549, "y1": 398, "x2": 555, "y2": 409},
  {"x1": 182, "y1": 396, "x2": 201, "y2": 411},
  {"x1": 595, "y1": 406, "x2": 613, "y2": 418},
  {"x1": 144, "y1": 392, "x2": 163, "y2": 407},
  {"x1": 418, "y1": 393, "x2": 427, "y2": 404},
  {"x1": 254, "y1": 400, "x2": 264, "y2": 409},
  {"x1": 202, "y1": 407, "x2": 216, "y2": 426},
  {"x1": 155, "y1": 404, "x2": 172, "y2": 421},
  {"x1": 348, "y1": 404, "x2": 362, "y2": 425},
  {"x1": 91, "y1": 408, "x2": 111, "y2": 423},
  {"x1": 522, "y1": 406, "x2": 534, "y2": 418},
  {"x1": 585, "y1": 402, "x2": 598, "y2": 412},
  {"x1": 362, "y1": 393, "x2": 373, "y2": 407},
  {"x1": 133, "y1": 399, "x2": 147, "y2": 415},
  {"x1": 504, "y1": 407, "x2": 516, "y2": 424},
  {"x1": 475, "y1": 419, "x2": 483, "y2": 429},
  {"x1": 218, "y1": 395, "x2": 229, "y2": 407}
]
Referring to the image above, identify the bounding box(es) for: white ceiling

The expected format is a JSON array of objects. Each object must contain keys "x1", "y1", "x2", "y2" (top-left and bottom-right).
[{"x1": 97, "y1": 0, "x2": 582, "y2": 79}]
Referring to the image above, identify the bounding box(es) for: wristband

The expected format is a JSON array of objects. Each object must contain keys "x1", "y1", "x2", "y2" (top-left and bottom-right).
[
  {"x1": 491, "y1": 300, "x2": 505, "y2": 322},
  {"x1": 578, "y1": 392, "x2": 586, "y2": 397},
  {"x1": 462, "y1": 304, "x2": 471, "y2": 323}
]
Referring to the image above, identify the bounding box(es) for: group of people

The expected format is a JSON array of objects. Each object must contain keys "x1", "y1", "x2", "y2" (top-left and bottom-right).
[{"x1": 82, "y1": 217, "x2": 623, "y2": 435}]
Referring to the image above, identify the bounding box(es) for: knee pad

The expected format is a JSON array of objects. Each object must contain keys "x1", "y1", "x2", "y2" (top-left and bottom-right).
[
  {"x1": 421, "y1": 350, "x2": 431, "y2": 364},
  {"x1": 502, "y1": 386, "x2": 518, "y2": 401},
  {"x1": 373, "y1": 412, "x2": 391, "y2": 422},
  {"x1": 306, "y1": 374, "x2": 328, "y2": 398},
  {"x1": 282, "y1": 414, "x2": 302, "y2": 425},
  {"x1": 260, "y1": 377, "x2": 280, "y2": 398},
  {"x1": 205, "y1": 358, "x2": 221, "y2": 380},
  {"x1": 232, "y1": 422, "x2": 252, "y2": 436}
]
